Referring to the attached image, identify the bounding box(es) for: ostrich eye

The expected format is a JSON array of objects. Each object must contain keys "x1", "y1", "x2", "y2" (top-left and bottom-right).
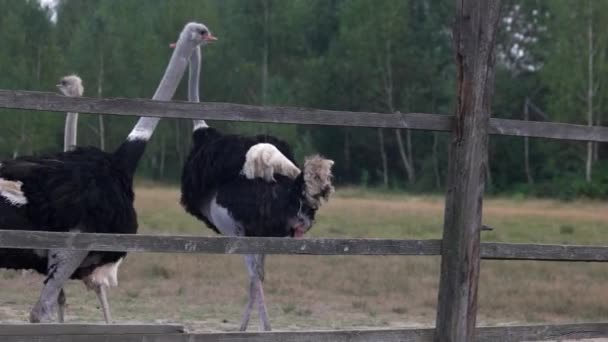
[
  {"x1": 60, "y1": 80, "x2": 67, "y2": 85},
  {"x1": 199, "y1": 29, "x2": 207, "y2": 35}
]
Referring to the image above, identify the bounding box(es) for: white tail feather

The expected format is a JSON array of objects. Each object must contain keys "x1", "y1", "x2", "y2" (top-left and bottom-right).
[
  {"x1": 0, "y1": 178, "x2": 27, "y2": 206},
  {"x1": 241, "y1": 143, "x2": 301, "y2": 182}
]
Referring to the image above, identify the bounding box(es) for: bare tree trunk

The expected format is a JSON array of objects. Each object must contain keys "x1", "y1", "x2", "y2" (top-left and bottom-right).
[
  {"x1": 36, "y1": 47, "x2": 41, "y2": 82},
  {"x1": 98, "y1": 53, "x2": 106, "y2": 151},
  {"x1": 175, "y1": 120, "x2": 184, "y2": 166},
  {"x1": 433, "y1": 132, "x2": 441, "y2": 189},
  {"x1": 586, "y1": 0, "x2": 593, "y2": 183},
  {"x1": 406, "y1": 128, "x2": 414, "y2": 174},
  {"x1": 261, "y1": 0, "x2": 269, "y2": 105},
  {"x1": 523, "y1": 98, "x2": 533, "y2": 184},
  {"x1": 382, "y1": 39, "x2": 415, "y2": 184},
  {"x1": 486, "y1": 155, "x2": 492, "y2": 190},
  {"x1": 13, "y1": 117, "x2": 26, "y2": 158},
  {"x1": 344, "y1": 129, "x2": 351, "y2": 177},
  {"x1": 378, "y1": 128, "x2": 388, "y2": 188},
  {"x1": 395, "y1": 129, "x2": 415, "y2": 183},
  {"x1": 594, "y1": 114, "x2": 600, "y2": 161},
  {"x1": 159, "y1": 134, "x2": 166, "y2": 179},
  {"x1": 430, "y1": 90, "x2": 442, "y2": 190}
]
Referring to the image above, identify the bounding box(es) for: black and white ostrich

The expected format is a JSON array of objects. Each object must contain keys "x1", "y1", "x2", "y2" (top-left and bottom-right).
[
  {"x1": 0, "y1": 22, "x2": 215, "y2": 323},
  {"x1": 181, "y1": 46, "x2": 335, "y2": 331}
]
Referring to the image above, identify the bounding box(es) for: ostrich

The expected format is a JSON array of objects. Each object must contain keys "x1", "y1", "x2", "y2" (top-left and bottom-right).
[
  {"x1": 58, "y1": 74, "x2": 83, "y2": 152},
  {"x1": 181, "y1": 46, "x2": 334, "y2": 331},
  {"x1": 58, "y1": 74, "x2": 85, "y2": 322},
  {"x1": 0, "y1": 22, "x2": 215, "y2": 323}
]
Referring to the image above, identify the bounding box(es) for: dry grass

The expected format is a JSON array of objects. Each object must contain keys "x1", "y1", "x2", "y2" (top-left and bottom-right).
[{"x1": 1, "y1": 185, "x2": 608, "y2": 332}]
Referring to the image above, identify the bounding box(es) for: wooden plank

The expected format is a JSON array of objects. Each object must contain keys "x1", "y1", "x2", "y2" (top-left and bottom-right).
[
  {"x1": 481, "y1": 242, "x2": 608, "y2": 262},
  {"x1": 1, "y1": 90, "x2": 608, "y2": 142},
  {"x1": 0, "y1": 323, "x2": 185, "y2": 335},
  {"x1": 3, "y1": 323, "x2": 608, "y2": 342},
  {"x1": 1, "y1": 230, "x2": 608, "y2": 261},
  {"x1": 490, "y1": 117, "x2": 608, "y2": 142},
  {"x1": 0, "y1": 230, "x2": 441, "y2": 255},
  {"x1": 435, "y1": 1, "x2": 502, "y2": 341},
  {"x1": 0, "y1": 89, "x2": 450, "y2": 130}
]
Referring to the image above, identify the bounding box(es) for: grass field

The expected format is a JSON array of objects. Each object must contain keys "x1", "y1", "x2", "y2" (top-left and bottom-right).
[{"x1": 1, "y1": 186, "x2": 607, "y2": 332}]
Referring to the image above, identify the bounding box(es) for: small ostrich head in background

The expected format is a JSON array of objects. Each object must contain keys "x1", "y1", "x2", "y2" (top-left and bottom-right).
[
  {"x1": 56, "y1": 75, "x2": 83, "y2": 97},
  {"x1": 171, "y1": 22, "x2": 218, "y2": 48},
  {"x1": 290, "y1": 155, "x2": 334, "y2": 238}
]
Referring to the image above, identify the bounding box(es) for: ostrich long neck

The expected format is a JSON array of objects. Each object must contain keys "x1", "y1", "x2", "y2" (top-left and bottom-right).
[
  {"x1": 127, "y1": 42, "x2": 191, "y2": 141},
  {"x1": 189, "y1": 46, "x2": 208, "y2": 130},
  {"x1": 63, "y1": 112, "x2": 78, "y2": 152},
  {"x1": 116, "y1": 33, "x2": 193, "y2": 174}
]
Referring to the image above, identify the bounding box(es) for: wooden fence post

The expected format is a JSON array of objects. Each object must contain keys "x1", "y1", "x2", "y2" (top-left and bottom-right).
[{"x1": 434, "y1": 1, "x2": 502, "y2": 342}]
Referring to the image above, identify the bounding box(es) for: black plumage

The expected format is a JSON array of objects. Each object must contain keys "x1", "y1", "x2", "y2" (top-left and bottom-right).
[
  {"x1": 0, "y1": 143, "x2": 140, "y2": 278},
  {"x1": 181, "y1": 128, "x2": 314, "y2": 238}
]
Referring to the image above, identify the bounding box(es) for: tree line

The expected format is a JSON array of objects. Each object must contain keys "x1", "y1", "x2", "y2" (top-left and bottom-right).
[{"x1": 1, "y1": 0, "x2": 607, "y2": 199}]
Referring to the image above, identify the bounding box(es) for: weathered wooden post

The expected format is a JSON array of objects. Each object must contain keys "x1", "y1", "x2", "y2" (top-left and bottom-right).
[{"x1": 434, "y1": 1, "x2": 502, "y2": 342}]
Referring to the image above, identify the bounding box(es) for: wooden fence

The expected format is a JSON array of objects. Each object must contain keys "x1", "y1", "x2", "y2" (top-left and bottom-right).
[{"x1": 1, "y1": 1, "x2": 608, "y2": 341}]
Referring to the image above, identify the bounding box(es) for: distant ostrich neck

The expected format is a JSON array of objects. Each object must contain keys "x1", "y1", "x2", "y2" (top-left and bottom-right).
[
  {"x1": 63, "y1": 113, "x2": 78, "y2": 152},
  {"x1": 59, "y1": 75, "x2": 84, "y2": 152},
  {"x1": 189, "y1": 46, "x2": 208, "y2": 130}
]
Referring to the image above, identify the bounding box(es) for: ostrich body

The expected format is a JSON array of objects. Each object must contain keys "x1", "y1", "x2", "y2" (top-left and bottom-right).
[
  {"x1": 181, "y1": 47, "x2": 334, "y2": 331},
  {"x1": 0, "y1": 22, "x2": 214, "y2": 323}
]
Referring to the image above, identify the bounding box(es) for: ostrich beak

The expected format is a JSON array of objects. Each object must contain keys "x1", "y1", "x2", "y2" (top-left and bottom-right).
[
  {"x1": 169, "y1": 43, "x2": 177, "y2": 48},
  {"x1": 204, "y1": 33, "x2": 218, "y2": 42},
  {"x1": 56, "y1": 84, "x2": 62, "y2": 88}
]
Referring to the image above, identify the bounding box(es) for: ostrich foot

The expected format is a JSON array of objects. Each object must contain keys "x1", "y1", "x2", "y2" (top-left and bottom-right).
[
  {"x1": 57, "y1": 288, "x2": 66, "y2": 323},
  {"x1": 94, "y1": 285, "x2": 112, "y2": 323},
  {"x1": 256, "y1": 278, "x2": 271, "y2": 331},
  {"x1": 239, "y1": 278, "x2": 258, "y2": 331},
  {"x1": 31, "y1": 249, "x2": 88, "y2": 323},
  {"x1": 30, "y1": 300, "x2": 56, "y2": 323}
]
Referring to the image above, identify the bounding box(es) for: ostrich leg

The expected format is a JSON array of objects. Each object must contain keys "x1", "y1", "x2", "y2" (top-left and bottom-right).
[
  {"x1": 239, "y1": 254, "x2": 259, "y2": 331},
  {"x1": 57, "y1": 289, "x2": 66, "y2": 323},
  {"x1": 239, "y1": 254, "x2": 272, "y2": 331},
  {"x1": 94, "y1": 284, "x2": 112, "y2": 323},
  {"x1": 30, "y1": 249, "x2": 89, "y2": 323},
  {"x1": 255, "y1": 254, "x2": 271, "y2": 331}
]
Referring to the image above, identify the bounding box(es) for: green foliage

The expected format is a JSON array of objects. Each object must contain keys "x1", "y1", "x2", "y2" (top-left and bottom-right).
[{"x1": 0, "y1": 0, "x2": 606, "y2": 198}]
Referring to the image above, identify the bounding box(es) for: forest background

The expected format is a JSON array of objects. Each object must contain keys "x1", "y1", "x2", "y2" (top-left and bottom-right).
[{"x1": 1, "y1": 0, "x2": 606, "y2": 199}]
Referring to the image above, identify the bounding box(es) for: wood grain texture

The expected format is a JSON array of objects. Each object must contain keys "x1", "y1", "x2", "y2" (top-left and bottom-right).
[
  {"x1": 435, "y1": 1, "x2": 503, "y2": 341},
  {"x1": 0, "y1": 230, "x2": 607, "y2": 261},
  {"x1": 1, "y1": 90, "x2": 608, "y2": 142},
  {"x1": 0, "y1": 230, "x2": 441, "y2": 255},
  {"x1": 0, "y1": 324, "x2": 184, "y2": 335},
  {"x1": 3, "y1": 323, "x2": 608, "y2": 342}
]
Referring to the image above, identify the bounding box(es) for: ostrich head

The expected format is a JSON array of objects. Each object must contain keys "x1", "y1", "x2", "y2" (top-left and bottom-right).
[
  {"x1": 303, "y1": 155, "x2": 334, "y2": 208},
  {"x1": 172, "y1": 22, "x2": 217, "y2": 48},
  {"x1": 289, "y1": 155, "x2": 334, "y2": 238},
  {"x1": 56, "y1": 75, "x2": 83, "y2": 97}
]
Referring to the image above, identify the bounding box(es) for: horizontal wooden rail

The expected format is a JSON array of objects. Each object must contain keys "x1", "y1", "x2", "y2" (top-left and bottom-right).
[
  {"x1": 0, "y1": 324, "x2": 185, "y2": 335},
  {"x1": 1, "y1": 230, "x2": 607, "y2": 261},
  {"x1": 1, "y1": 90, "x2": 608, "y2": 142},
  {"x1": 2, "y1": 323, "x2": 607, "y2": 341}
]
